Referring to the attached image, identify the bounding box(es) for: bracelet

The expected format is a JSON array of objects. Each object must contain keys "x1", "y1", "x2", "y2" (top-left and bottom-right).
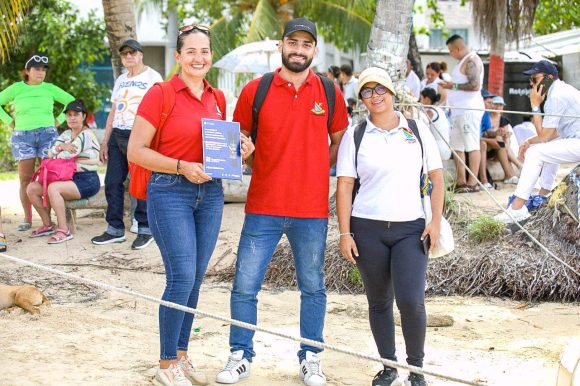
[
  {"x1": 339, "y1": 232, "x2": 354, "y2": 237},
  {"x1": 453, "y1": 83, "x2": 459, "y2": 90},
  {"x1": 176, "y1": 159, "x2": 181, "y2": 175}
]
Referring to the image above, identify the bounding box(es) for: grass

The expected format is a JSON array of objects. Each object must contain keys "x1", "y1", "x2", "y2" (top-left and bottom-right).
[
  {"x1": 348, "y1": 266, "x2": 363, "y2": 286},
  {"x1": 468, "y1": 215, "x2": 506, "y2": 243},
  {"x1": 0, "y1": 171, "x2": 18, "y2": 181}
]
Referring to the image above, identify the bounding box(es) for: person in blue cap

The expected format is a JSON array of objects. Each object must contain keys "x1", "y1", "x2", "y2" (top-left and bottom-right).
[{"x1": 495, "y1": 60, "x2": 580, "y2": 223}]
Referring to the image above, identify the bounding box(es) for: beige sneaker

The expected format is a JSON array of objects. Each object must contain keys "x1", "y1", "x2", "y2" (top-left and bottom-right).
[
  {"x1": 178, "y1": 356, "x2": 209, "y2": 385},
  {"x1": 153, "y1": 363, "x2": 192, "y2": 386}
]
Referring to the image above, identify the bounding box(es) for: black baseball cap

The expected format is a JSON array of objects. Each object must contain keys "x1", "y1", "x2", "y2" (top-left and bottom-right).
[
  {"x1": 25, "y1": 53, "x2": 49, "y2": 69},
  {"x1": 119, "y1": 39, "x2": 143, "y2": 53},
  {"x1": 283, "y1": 18, "x2": 317, "y2": 43},
  {"x1": 522, "y1": 60, "x2": 558, "y2": 77},
  {"x1": 65, "y1": 100, "x2": 87, "y2": 114}
]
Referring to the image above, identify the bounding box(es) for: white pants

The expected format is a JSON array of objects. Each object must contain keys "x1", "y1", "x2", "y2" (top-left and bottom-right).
[{"x1": 514, "y1": 138, "x2": 580, "y2": 200}]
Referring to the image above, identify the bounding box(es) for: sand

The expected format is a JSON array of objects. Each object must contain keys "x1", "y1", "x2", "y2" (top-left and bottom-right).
[{"x1": 0, "y1": 177, "x2": 579, "y2": 386}]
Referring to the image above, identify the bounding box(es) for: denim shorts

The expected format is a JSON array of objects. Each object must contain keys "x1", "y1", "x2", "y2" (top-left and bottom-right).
[
  {"x1": 73, "y1": 171, "x2": 100, "y2": 199},
  {"x1": 11, "y1": 127, "x2": 58, "y2": 161}
]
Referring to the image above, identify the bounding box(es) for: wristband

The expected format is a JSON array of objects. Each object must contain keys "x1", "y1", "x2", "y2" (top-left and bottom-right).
[
  {"x1": 453, "y1": 83, "x2": 459, "y2": 90},
  {"x1": 176, "y1": 159, "x2": 181, "y2": 174}
]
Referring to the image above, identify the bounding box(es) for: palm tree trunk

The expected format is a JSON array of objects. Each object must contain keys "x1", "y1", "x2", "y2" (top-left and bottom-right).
[
  {"x1": 164, "y1": 9, "x2": 179, "y2": 78},
  {"x1": 102, "y1": 0, "x2": 137, "y2": 79},
  {"x1": 366, "y1": 0, "x2": 415, "y2": 88},
  {"x1": 408, "y1": 31, "x2": 424, "y2": 80},
  {"x1": 487, "y1": 15, "x2": 506, "y2": 97}
]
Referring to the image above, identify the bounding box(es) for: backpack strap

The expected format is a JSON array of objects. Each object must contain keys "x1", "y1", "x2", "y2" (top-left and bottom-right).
[
  {"x1": 251, "y1": 72, "x2": 275, "y2": 143},
  {"x1": 352, "y1": 119, "x2": 367, "y2": 203},
  {"x1": 150, "y1": 82, "x2": 176, "y2": 150},
  {"x1": 214, "y1": 89, "x2": 227, "y2": 120},
  {"x1": 318, "y1": 74, "x2": 336, "y2": 130},
  {"x1": 407, "y1": 118, "x2": 424, "y2": 173}
]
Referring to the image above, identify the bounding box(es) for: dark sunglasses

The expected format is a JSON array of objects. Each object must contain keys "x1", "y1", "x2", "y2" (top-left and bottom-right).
[
  {"x1": 529, "y1": 75, "x2": 543, "y2": 84},
  {"x1": 120, "y1": 49, "x2": 138, "y2": 57},
  {"x1": 360, "y1": 84, "x2": 389, "y2": 99},
  {"x1": 179, "y1": 24, "x2": 211, "y2": 36}
]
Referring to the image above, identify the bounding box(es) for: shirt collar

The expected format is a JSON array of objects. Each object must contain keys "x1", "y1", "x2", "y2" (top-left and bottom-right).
[
  {"x1": 170, "y1": 74, "x2": 215, "y2": 93},
  {"x1": 272, "y1": 68, "x2": 316, "y2": 87},
  {"x1": 365, "y1": 111, "x2": 409, "y2": 134}
]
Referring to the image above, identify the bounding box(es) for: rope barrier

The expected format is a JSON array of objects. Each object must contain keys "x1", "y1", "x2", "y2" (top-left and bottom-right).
[
  {"x1": 396, "y1": 103, "x2": 580, "y2": 119},
  {"x1": 0, "y1": 252, "x2": 482, "y2": 386},
  {"x1": 415, "y1": 104, "x2": 580, "y2": 278}
]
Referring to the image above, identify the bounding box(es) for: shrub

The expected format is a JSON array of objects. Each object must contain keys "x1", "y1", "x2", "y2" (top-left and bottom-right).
[{"x1": 468, "y1": 216, "x2": 506, "y2": 243}]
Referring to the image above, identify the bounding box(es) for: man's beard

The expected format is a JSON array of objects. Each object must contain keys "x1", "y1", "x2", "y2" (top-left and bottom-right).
[{"x1": 281, "y1": 52, "x2": 313, "y2": 73}]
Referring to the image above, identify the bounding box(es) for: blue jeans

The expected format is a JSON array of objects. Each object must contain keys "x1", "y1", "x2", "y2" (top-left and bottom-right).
[
  {"x1": 104, "y1": 130, "x2": 150, "y2": 236},
  {"x1": 11, "y1": 127, "x2": 57, "y2": 161},
  {"x1": 147, "y1": 173, "x2": 224, "y2": 360},
  {"x1": 230, "y1": 214, "x2": 328, "y2": 362}
]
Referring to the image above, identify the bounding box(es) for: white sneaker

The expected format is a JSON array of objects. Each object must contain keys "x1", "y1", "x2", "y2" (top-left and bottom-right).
[
  {"x1": 494, "y1": 205, "x2": 530, "y2": 224},
  {"x1": 130, "y1": 219, "x2": 138, "y2": 234},
  {"x1": 300, "y1": 352, "x2": 326, "y2": 386},
  {"x1": 153, "y1": 363, "x2": 192, "y2": 386},
  {"x1": 178, "y1": 356, "x2": 208, "y2": 385},
  {"x1": 503, "y1": 176, "x2": 519, "y2": 184},
  {"x1": 482, "y1": 182, "x2": 494, "y2": 190},
  {"x1": 215, "y1": 350, "x2": 251, "y2": 384}
]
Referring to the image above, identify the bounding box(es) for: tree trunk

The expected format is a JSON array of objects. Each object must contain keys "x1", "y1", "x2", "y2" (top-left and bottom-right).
[
  {"x1": 366, "y1": 0, "x2": 415, "y2": 88},
  {"x1": 408, "y1": 30, "x2": 424, "y2": 80},
  {"x1": 164, "y1": 9, "x2": 179, "y2": 78},
  {"x1": 487, "y1": 9, "x2": 506, "y2": 97},
  {"x1": 102, "y1": 0, "x2": 137, "y2": 79}
]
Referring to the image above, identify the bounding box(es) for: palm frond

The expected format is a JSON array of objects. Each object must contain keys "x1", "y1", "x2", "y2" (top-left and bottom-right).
[
  {"x1": 0, "y1": 0, "x2": 30, "y2": 63},
  {"x1": 245, "y1": 0, "x2": 281, "y2": 43},
  {"x1": 295, "y1": 0, "x2": 375, "y2": 51},
  {"x1": 210, "y1": 11, "x2": 246, "y2": 63},
  {"x1": 473, "y1": 0, "x2": 539, "y2": 46}
]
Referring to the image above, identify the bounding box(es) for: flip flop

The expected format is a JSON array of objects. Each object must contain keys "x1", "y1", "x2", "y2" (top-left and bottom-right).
[
  {"x1": 0, "y1": 234, "x2": 6, "y2": 252},
  {"x1": 17, "y1": 221, "x2": 32, "y2": 231}
]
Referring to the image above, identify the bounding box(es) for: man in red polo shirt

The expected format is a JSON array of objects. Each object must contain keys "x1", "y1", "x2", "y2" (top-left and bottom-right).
[{"x1": 216, "y1": 18, "x2": 348, "y2": 386}]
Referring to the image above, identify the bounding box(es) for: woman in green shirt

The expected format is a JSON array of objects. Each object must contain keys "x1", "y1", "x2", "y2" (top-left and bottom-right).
[{"x1": 0, "y1": 53, "x2": 75, "y2": 231}]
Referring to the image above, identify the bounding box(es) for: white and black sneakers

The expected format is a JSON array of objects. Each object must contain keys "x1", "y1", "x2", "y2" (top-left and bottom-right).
[
  {"x1": 215, "y1": 350, "x2": 251, "y2": 384},
  {"x1": 300, "y1": 352, "x2": 326, "y2": 386}
]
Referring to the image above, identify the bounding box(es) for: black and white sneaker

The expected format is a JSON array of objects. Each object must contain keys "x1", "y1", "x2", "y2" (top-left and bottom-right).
[
  {"x1": 91, "y1": 232, "x2": 125, "y2": 245},
  {"x1": 131, "y1": 234, "x2": 154, "y2": 250},
  {"x1": 300, "y1": 351, "x2": 326, "y2": 386},
  {"x1": 372, "y1": 367, "x2": 399, "y2": 386},
  {"x1": 408, "y1": 373, "x2": 428, "y2": 386},
  {"x1": 215, "y1": 350, "x2": 250, "y2": 384}
]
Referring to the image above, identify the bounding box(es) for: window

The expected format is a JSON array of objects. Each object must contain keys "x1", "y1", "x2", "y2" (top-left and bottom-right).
[{"x1": 429, "y1": 28, "x2": 468, "y2": 48}]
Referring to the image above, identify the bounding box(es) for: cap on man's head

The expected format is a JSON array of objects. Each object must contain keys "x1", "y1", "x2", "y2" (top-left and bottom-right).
[
  {"x1": 65, "y1": 100, "x2": 87, "y2": 114},
  {"x1": 356, "y1": 66, "x2": 396, "y2": 97},
  {"x1": 491, "y1": 96, "x2": 506, "y2": 106},
  {"x1": 481, "y1": 88, "x2": 495, "y2": 99},
  {"x1": 283, "y1": 18, "x2": 317, "y2": 43},
  {"x1": 25, "y1": 52, "x2": 49, "y2": 69},
  {"x1": 522, "y1": 60, "x2": 558, "y2": 77},
  {"x1": 119, "y1": 39, "x2": 143, "y2": 53}
]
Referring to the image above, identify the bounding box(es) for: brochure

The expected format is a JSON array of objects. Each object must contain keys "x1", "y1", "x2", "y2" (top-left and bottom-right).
[{"x1": 201, "y1": 118, "x2": 243, "y2": 180}]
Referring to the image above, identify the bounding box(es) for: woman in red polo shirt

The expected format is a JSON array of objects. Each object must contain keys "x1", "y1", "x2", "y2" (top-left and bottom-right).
[{"x1": 128, "y1": 25, "x2": 253, "y2": 386}]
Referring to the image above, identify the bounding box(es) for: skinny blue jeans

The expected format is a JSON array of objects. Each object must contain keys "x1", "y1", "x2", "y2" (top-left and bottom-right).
[
  {"x1": 147, "y1": 173, "x2": 224, "y2": 360},
  {"x1": 229, "y1": 214, "x2": 328, "y2": 362}
]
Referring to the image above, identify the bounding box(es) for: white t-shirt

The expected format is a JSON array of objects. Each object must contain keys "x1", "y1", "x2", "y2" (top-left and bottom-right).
[
  {"x1": 337, "y1": 112, "x2": 443, "y2": 222},
  {"x1": 420, "y1": 77, "x2": 442, "y2": 92},
  {"x1": 343, "y1": 76, "x2": 359, "y2": 101},
  {"x1": 406, "y1": 70, "x2": 421, "y2": 98},
  {"x1": 111, "y1": 67, "x2": 163, "y2": 130},
  {"x1": 419, "y1": 106, "x2": 451, "y2": 160},
  {"x1": 543, "y1": 79, "x2": 580, "y2": 139}
]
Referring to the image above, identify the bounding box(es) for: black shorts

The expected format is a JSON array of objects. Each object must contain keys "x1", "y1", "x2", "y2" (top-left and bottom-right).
[{"x1": 73, "y1": 171, "x2": 100, "y2": 199}]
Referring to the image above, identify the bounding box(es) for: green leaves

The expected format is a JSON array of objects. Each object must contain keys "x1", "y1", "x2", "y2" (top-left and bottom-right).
[{"x1": 0, "y1": 0, "x2": 30, "y2": 63}]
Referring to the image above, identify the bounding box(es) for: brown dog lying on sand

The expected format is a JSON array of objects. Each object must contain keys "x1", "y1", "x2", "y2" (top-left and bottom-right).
[{"x1": 0, "y1": 284, "x2": 49, "y2": 314}]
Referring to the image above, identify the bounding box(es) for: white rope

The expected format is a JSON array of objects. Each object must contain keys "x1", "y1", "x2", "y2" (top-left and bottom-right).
[
  {"x1": 415, "y1": 105, "x2": 580, "y2": 277},
  {"x1": 0, "y1": 252, "x2": 482, "y2": 386},
  {"x1": 396, "y1": 103, "x2": 580, "y2": 119}
]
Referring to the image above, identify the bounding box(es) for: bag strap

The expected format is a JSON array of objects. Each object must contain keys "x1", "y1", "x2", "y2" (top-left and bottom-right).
[
  {"x1": 352, "y1": 119, "x2": 367, "y2": 203},
  {"x1": 151, "y1": 81, "x2": 176, "y2": 150},
  {"x1": 250, "y1": 72, "x2": 336, "y2": 142},
  {"x1": 214, "y1": 89, "x2": 227, "y2": 119}
]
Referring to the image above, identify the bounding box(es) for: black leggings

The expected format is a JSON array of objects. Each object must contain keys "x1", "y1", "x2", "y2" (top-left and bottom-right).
[{"x1": 351, "y1": 216, "x2": 427, "y2": 367}]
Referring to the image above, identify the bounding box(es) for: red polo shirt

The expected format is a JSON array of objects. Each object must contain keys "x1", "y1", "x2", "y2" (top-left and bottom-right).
[
  {"x1": 234, "y1": 69, "x2": 348, "y2": 218},
  {"x1": 137, "y1": 74, "x2": 225, "y2": 163}
]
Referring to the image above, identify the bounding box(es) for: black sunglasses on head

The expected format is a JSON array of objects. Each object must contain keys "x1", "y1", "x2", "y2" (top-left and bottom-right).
[{"x1": 360, "y1": 84, "x2": 389, "y2": 99}]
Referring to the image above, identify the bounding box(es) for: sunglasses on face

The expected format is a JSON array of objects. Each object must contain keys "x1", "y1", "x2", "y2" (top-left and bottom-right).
[
  {"x1": 179, "y1": 24, "x2": 211, "y2": 36},
  {"x1": 120, "y1": 49, "x2": 138, "y2": 57},
  {"x1": 25, "y1": 55, "x2": 49, "y2": 67},
  {"x1": 529, "y1": 75, "x2": 544, "y2": 84},
  {"x1": 360, "y1": 84, "x2": 389, "y2": 99}
]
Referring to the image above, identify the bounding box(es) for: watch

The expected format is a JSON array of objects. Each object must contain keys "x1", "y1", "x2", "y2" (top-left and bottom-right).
[{"x1": 532, "y1": 106, "x2": 540, "y2": 113}]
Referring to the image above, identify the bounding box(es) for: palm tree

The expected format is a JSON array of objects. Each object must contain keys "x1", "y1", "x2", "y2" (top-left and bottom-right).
[
  {"x1": 0, "y1": 0, "x2": 30, "y2": 63},
  {"x1": 472, "y1": 0, "x2": 538, "y2": 96},
  {"x1": 102, "y1": 0, "x2": 138, "y2": 78}
]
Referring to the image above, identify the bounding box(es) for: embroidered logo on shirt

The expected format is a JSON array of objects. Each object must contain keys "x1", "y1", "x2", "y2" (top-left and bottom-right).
[
  {"x1": 311, "y1": 102, "x2": 326, "y2": 115},
  {"x1": 402, "y1": 127, "x2": 417, "y2": 143}
]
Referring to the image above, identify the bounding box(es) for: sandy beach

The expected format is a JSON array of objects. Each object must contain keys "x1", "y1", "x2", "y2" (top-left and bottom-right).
[{"x1": 0, "y1": 177, "x2": 579, "y2": 386}]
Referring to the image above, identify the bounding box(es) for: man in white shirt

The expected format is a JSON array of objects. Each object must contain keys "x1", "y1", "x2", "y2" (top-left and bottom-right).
[
  {"x1": 340, "y1": 64, "x2": 359, "y2": 101},
  {"x1": 495, "y1": 60, "x2": 580, "y2": 223},
  {"x1": 92, "y1": 39, "x2": 163, "y2": 249},
  {"x1": 405, "y1": 59, "x2": 421, "y2": 99}
]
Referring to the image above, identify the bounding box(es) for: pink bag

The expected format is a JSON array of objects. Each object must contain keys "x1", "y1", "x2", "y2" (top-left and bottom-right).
[{"x1": 32, "y1": 158, "x2": 77, "y2": 207}]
